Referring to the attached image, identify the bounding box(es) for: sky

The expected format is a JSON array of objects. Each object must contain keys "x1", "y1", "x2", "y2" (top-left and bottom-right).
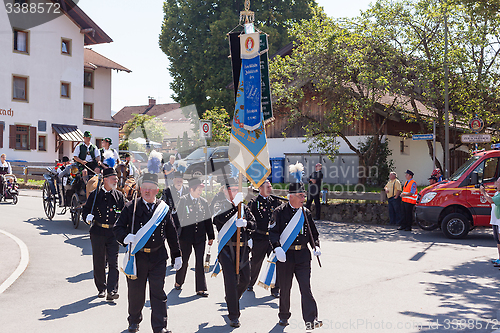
[{"x1": 77, "y1": 0, "x2": 374, "y2": 113}]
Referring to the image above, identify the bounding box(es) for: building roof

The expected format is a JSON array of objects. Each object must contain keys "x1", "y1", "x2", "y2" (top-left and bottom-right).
[
  {"x1": 112, "y1": 102, "x2": 181, "y2": 124},
  {"x1": 60, "y1": 0, "x2": 113, "y2": 45},
  {"x1": 52, "y1": 124, "x2": 84, "y2": 142},
  {"x1": 84, "y1": 48, "x2": 131, "y2": 73},
  {"x1": 157, "y1": 108, "x2": 196, "y2": 139}
]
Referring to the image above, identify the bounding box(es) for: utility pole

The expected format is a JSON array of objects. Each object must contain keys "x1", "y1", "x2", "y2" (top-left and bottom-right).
[{"x1": 444, "y1": 1, "x2": 450, "y2": 178}]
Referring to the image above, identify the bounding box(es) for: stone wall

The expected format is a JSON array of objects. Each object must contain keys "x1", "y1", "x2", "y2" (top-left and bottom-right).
[{"x1": 311, "y1": 202, "x2": 390, "y2": 224}]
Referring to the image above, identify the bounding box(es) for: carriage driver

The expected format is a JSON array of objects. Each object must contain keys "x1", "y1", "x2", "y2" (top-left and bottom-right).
[
  {"x1": 73, "y1": 131, "x2": 101, "y2": 181},
  {"x1": 100, "y1": 137, "x2": 121, "y2": 168}
]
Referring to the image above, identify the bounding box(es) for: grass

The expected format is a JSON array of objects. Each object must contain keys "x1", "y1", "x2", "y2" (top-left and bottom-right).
[{"x1": 17, "y1": 179, "x2": 45, "y2": 186}]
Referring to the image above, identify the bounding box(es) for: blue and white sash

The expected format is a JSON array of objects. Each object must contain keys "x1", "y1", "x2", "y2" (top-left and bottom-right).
[
  {"x1": 121, "y1": 201, "x2": 169, "y2": 279},
  {"x1": 258, "y1": 208, "x2": 304, "y2": 289},
  {"x1": 211, "y1": 212, "x2": 238, "y2": 277}
]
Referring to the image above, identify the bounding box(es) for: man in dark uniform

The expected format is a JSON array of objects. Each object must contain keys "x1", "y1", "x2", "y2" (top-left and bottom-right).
[
  {"x1": 305, "y1": 163, "x2": 324, "y2": 220},
  {"x1": 162, "y1": 171, "x2": 188, "y2": 266},
  {"x1": 83, "y1": 168, "x2": 125, "y2": 301},
  {"x1": 113, "y1": 173, "x2": 182, "y2": 333},
  {"x1": 73, "y1": 130, "x2": 101, "y2": 181},
  {"x1": 212, "y1": 178, "x2": 256, "y2": 328},
  {"x1": 174, "y1": 178, "x2": 215, "y2": 296},
  {"x1": 247, "y1": 179, "x2": 281, "y2": 297},
  {"x1": 270, "y1": 182, "x2": 322, "y2": 330}
]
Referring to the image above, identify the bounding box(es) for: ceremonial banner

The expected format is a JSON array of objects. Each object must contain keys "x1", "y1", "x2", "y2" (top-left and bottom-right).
[
  {"x1": 211, "y1": 212, "x2": 238, "y2": 277},
  {"x1": 258, "y1": 209, "x2": 305, "y2": 289},
  {"x1": 228, "y1": 67, "x2": 271, "y2": 188},
  {"x1": 239, "y1": 32, "x2": 261, "y2": 131},
  {"x1": 259, "y1": 34, "x2": 273, "y2": 122}
]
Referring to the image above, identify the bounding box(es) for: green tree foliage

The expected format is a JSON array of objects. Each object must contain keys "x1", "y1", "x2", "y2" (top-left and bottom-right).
[
  {"x1": 202, "y1": 107, "x2": 231, "y2": 144},
  {"x1": 181, "y1": 131, "x2": 190, "y2": 152},
  {"x1": 120, "y1": 114, "x2": 165, "y2": 151},
  {"x1": 159, "y1": 0, "x2": 317, "y2": 117},
  {"x1": 358, "y1": 137, "x2": 394, "y2": 186}
]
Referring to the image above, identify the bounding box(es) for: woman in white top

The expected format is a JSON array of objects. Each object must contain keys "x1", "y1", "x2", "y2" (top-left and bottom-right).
[{"x1": 479, "y1": 177, "x2": 500, "y2": 266}]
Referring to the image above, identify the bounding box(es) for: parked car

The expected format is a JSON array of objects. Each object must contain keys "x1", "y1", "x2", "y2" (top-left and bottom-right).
[
  {"x1": 416, "y1": 147, "x2": 500, "y2": 238},
  {"x1": 174, "y1": 146, "x2": 230, "y2": 181},
  {"x1": 119, "y1": 150, "x2": 148, "y2": 171}
]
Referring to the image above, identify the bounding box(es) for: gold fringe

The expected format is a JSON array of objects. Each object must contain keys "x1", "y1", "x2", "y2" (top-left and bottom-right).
[
  {"x1": 119, "y1": 267, "x2": 137, "y2": 280},
  {"x1": 258, "y1": 281, "x2": 270, "y2": 290}
]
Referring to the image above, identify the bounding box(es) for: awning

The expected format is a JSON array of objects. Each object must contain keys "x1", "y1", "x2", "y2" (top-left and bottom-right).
[{"x1": 52, "y1": 124, "x2": 84, "y2": 152}]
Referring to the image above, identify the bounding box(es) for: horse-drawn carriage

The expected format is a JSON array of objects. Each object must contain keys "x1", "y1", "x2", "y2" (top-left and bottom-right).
[{"x1": 42, "y1": 162, "x2": 137, "y2": 228}]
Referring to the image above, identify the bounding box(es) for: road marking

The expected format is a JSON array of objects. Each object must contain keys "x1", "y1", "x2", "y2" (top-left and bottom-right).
[{"x1": 0, "y1": 229, "x2": 29, "y2": 294}]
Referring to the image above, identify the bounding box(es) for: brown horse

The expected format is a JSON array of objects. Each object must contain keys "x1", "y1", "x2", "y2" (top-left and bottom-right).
[{"x1": 86, "y1": 164, "x2": 138, "y2": 201}]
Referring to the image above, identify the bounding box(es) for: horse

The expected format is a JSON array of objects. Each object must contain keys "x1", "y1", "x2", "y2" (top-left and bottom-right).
[{"x1": 85, "y1": 163, "x2": 138, "y2": 201}]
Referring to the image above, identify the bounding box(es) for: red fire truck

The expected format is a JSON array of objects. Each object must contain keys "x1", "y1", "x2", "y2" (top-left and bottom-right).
[{"x1": 416, "y1": 148, "x2": 500, "y2": 238}]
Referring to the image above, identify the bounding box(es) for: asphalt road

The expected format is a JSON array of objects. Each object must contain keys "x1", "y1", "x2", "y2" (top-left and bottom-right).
[{"x1": 1, "y1": 190, "x2": 500, "y2": 333}]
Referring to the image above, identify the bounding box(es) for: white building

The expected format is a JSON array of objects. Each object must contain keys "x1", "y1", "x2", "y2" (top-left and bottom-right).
[{"x1": 0, "y1": 1, "x2": 130, "y2": 163}]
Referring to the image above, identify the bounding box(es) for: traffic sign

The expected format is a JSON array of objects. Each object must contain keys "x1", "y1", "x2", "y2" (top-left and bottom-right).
[
  {"x1": 461, "y1": 134, "x2": 491, "y2": 143},
  {"x1": 200, "y1": 120, "x2": 212, "y2": 140},
  {"x1": 412, "y1": 134, "x2": 434, "y2": 140},
  {"x1": 469, "y1": 117, "x2": 484, "y2": 132}
]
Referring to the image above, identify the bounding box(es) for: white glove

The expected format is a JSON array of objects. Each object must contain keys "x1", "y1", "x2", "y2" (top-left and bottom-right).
[
  {"x1": 247, "y1": 238, "x2": 253, "y2": 249},
  {"x1": 123, "y1": 233, "x2": 135, "y2": 245},
  {"x1": 274, "y1": 247, "x2": 286, "y2": 262},
  {"x1": 86, "y1": 214, "x2": 94, "y2": 223},
  {"x1": 235, "y1": 218, "x2": 247, "y2": 228},
  {"x1": 174, "y1": 257, "x2": 183, "y2": 270},
  {"x1": 232, "y1": 192, "x2": 244, "y2": 207},
  {"x1": 313, "y1": 246, "x2": 321, "y2": 257}
]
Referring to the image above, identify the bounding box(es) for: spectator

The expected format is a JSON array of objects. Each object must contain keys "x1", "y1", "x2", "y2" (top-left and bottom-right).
[
  {"x1": 398, "y1": 170, "x2": 417, "y2": 231},
  {"x1": 384, "y1": 171, "x2": 402, "y2": 225},
  {"x1": 428, "y1": 176, "x2": 438, "y2": 186},
  {"x1": 0, "y1": 154, "x2": 12, "y2": 198},
  {"x1": 162, "y1": 155, "x2": 176, "y2": 187},
  {"x1": 305, "y1": 163, "x2": 324, "y2": 220},
  {"x1": 479, "y1": 179, "x2": 500, "y2": 267},
  {"x1": 432, "y1": 169, "x2": 443, "y2": 182}
]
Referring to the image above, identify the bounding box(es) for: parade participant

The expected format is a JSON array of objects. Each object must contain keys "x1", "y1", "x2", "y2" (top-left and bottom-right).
[
  {"x1": 83, "y1": 168, "x2": 125, "y2": 301},
  {"x1": 247, "y1": 179, "x2": 281, "y2": 297},
  {"x1": 113, "y1": 173, "x2": 182, "y2": 333},
  {"x1": 162, "y1": 155, "x2": 176, "y2": 187},
  {"x1": 212, "y1": 177, "x2": 256, "y2": 328},
  {"x1": 399, "y1": 170, "x2": 417, "y2": 231},
  {"x1": 270, "y1": 162, "x2": 322, "y2": 329},
  {"x1": 100, "y1": 137, "x2": 120, "y2": 168},
  {"x1": 384, "y1": 171, "x2": 402, "y2": 225},
  {"x1": 174, "y1": 178, "x2": 215, "y2": 296},
  {"x1": 73, "y1": 131, "x2": 101, "y2": 180},
  {"x1": 0, "y1": 153, "x2": 12, "y2": 198},
  {"x1": 124, "y1": 153, "x2": 141, "y2": 178},
  {"x1": 479, "y1": 178, "x2": 500, "y2": 267},
  {"x1": 305, "y1": 163, "x2": 323, "y2": 220}
]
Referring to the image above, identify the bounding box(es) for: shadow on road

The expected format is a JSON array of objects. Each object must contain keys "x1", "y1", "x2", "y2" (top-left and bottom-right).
[
  {"x1": 24, "y1": 217, "x2": 89, "y2": 237},
  {"x1": 240, "y1": 291, "x2": 278, "y2": 310},
  {"x1": 39, "y1": 296, "x2": 113, "y2": 321},
  {"x1": 66, "y1": 270, "x2": 93, "y2": 283}
]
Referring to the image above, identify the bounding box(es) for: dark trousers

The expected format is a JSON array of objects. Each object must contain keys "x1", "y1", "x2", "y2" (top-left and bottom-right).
[
  {"x1": 219, "y1": 246, "x2": 251, "y2": 320},
  {"x1": 175, "y1": 240, "x2": 207, "y2": 292},
  {"x1": 90, "y1": 231, "x2": 119, "y2": 293},
  {"x1": 276, "y1": 249, "x2": 318, "y2": 324},
  {"x1": 126, "y1": 248, "x2": 168, "y2": 333},
  {"x1": 402, "y1": 201, "x2": 415, "y2": 230},
  {"x1": 388, "y1": 197, "x2": 402, "y2": 225},
  {"x1": 305, "y1": 194, "x2": 321, "y2": 220},
  {"x1": 248, "y1": 239, "x2": 279, "y2": 293}
]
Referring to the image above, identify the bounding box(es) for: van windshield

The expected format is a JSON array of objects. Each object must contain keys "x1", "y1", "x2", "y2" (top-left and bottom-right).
[{"x1": 449, "y1": 156, "x2": 480, "y2": 181}]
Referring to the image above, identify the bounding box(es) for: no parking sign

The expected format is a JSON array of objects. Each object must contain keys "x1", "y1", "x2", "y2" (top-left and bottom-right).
[{"x1": 200, "y1": 120, "x2": 212, "y2": 140}]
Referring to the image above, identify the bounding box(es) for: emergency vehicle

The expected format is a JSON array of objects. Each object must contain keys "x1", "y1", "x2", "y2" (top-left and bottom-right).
[{"x1": 416, "y1": 147, "x2": 500, "y2": 238}]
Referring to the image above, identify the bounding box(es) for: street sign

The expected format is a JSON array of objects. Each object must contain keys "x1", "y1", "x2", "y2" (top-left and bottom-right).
[
  {"x1": 412, "y1": 134, "x2": 434, "y2": 140},
  {"x1": 461, "y1": 134, "x2": 491, "y2": 143},
  {"x1": 469, "y1": 117, "x2": 484, "y2": 132},
  {"x1": 200, "y1": 120, "x2": 212, "y2": 140}
]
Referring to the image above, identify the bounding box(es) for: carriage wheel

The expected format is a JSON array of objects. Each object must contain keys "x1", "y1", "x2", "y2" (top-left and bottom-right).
[
  {"x1": 70, "y1": 193, "x2": 82, "y2": 229},
  {"x1": 42, "y1": 181, "x2": 56, "y2": 220}
]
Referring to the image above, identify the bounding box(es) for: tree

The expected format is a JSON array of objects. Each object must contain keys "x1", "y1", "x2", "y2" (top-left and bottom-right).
[
  {"x1": 181, "y1": 131, "x2": 190, "y2": 152},
  {"x1": 120, "y1": 114, "x2": 165, "y2": 151},
  {"x1": 159, "y1": 0, "x2": 318, "y2": 117},
  {"x1": 202, "y1": 107, "x2": 231, "y2": 144}
]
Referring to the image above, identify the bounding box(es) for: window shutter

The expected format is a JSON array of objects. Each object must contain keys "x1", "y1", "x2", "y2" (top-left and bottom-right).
[
  {"x1": 30, "y1": 126, "x2": 37, "y2": 150},
  {"x1": 9, "y1": 125, "x2": 16, "y2": 149},
  {"x1": 0, "y1": 123, "x2": 3, "y2": 148}
]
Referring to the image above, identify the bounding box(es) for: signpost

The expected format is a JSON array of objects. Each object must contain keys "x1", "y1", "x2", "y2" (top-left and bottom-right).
[
  {"x1": 461, "y1": 134, "x2": 491, "y2": 143},
  {"x1": 412, "y1": 134, "x2": 434, "y2": 141},
  {"x1": 200, "y1": 120, "x2": 212, "y2": 196}
]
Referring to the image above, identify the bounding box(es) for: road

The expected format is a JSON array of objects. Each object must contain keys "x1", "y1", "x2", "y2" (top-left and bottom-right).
[{"x1": 1, "y1": 190, "x2": 500, "y2": 332}]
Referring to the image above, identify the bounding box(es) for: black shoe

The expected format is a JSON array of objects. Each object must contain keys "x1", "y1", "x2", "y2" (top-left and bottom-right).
[
  {"x1": 106, "y1": 291, "x2": 119, "y2": 301},
  {"x1": 229, "y1": 319, "x2": 240, "y2": 328},
  {"x1": 97, "y1": 290, "x2": 106, "y2": 298},
  {"x1": 279, "y1": 319, "x2": 289, "y2": 326},
  {"x1": 247, "y1": 286, "x2": 253, "y2": 292},
  {"x1": 196, "y1": 291, "x2": 209, "y2": 297},
  {"x1": 397, "y1": 226, "x2": 405, "y2": 230},
  {"x1": 174, "y1": 283, "x2": 181, "y2": 290},
  {"x1": 156, "y1": 329, "x2": 171, "y2": 333},
  {"x1": 271, "y1": 291, "x2": 280, "y2": 298},
  {"x1": 128, "y1": 323, "x2": 139, "y2": 332},
  {"x1": 404, "y1": 228, "x2": 412, "y2": 231}
]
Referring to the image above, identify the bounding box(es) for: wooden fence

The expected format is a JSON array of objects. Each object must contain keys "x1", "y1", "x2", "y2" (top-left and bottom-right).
[{"x1": 9, "y1": 161, "x2": 55, "y2": 182}]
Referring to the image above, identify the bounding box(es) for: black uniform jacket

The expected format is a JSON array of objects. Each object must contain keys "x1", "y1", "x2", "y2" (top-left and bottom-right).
[
  {"x1": 113, "y1": 198, "x2": 181, "y2": 259},
  {"x1": 83, "y1": 188, "x2": 125, "y2": 236},
  {"x1": 212, "y1": 199, "x2": 256, "y2": 245},
  {"x1": 176, "y1": 194, "x2": 215, "y2": 244},
  {"x1": 308, "y1": 171, "x2": 324, "y2": 196},
  {"x1": 248, "y1": 194, "x2": 282, "y2": 241},
  {"x1": 162, "y1": 185, "x2": 189, "y2": 228},
  {"x1": 270, "y1": 203, "x2": 320, "y2": 250}
]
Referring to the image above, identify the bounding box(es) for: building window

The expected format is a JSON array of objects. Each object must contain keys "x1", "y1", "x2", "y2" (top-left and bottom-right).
[
  {"x1": 13, "y1": 76, "x2": 28, "y2": 101},
  {"x1": 0, "y1": 121, "x2": 4, "y2": 149},
  {"x1": 61, "y1": 38, "x2": 71, "y2": 55},
  {"x1": 13, "y1": 29, "x2": 28, "y2": 54},
  {"x1": 61, "y1": 82, "x2": 70, "y2": 98},
  {"x1": 83, "y1": 103, "x2": 93, "y2": 118},
  {"x1": 38, "y1": 120, "x2": 46, "y2": 132},
  {"x1": 15, "y1": 125, "x2": 29, "y2": 150},
  {"x1": 38, "y1": 135, "x2": 46, "y2": 151},
  {"x1": 95, "y1": 138, "x2": 103, "y2": 148},
  {"x1": 84, "y1": 71, "x2": 94, "y2": 88}
]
